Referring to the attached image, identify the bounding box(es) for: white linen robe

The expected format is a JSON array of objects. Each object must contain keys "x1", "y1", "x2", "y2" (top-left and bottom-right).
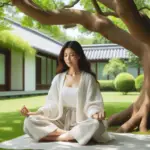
[
  {"x1": 38, "y1": 71, "x2": 104, "y2": 122},
  {"x1": 24, "y1": 71, "x2": 115, "y2": 145}
]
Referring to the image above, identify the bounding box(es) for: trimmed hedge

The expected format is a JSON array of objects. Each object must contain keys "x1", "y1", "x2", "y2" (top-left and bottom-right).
[
  {"x1": 135, "y1": 74, "x2": 144, "y2": 91},
  {"x1": 98, "y1": 80, "x2": 116, "y2": 91},
  {"x1": 114, "y1": 73, "x2": 135, "y2": 94}
]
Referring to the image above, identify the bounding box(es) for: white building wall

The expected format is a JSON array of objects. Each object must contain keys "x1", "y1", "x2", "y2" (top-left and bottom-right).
[
  {"x1": 11, "y1": 51, "x2": 23, "y2": 90},
  {"x1": 11, "y1": 24, "x2": 62, "y2": 56},
  {"x1": 24, "y1": 53, "x2": 36, "y2": 91},
  {"x1": 0, "y1": 54, "x2": 5, "y2": 84},
  {"x1": 127, "y1": 66, "x2": 138, "y2": 78}
]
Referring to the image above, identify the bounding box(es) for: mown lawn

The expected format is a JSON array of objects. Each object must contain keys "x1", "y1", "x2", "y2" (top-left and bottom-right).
[{"x1": 1, "y1": 92, "x2": 148, "y2": 143}]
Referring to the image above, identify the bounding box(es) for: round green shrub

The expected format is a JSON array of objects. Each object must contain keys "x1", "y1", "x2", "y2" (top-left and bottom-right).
[
  {"x1": 98, "y1": 80, "x2": 116, "y2": 91},
  {"x1": 135, "y1": 74, "x2": 144, "y2": 91},
  {"x1": 114, "y1": 73, "x2": 135, "y2": 94}
]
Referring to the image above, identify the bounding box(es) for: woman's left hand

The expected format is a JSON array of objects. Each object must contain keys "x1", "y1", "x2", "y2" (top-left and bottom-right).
[{"x1": 92, "y1": 111, "x2": 105, "y2": 120}]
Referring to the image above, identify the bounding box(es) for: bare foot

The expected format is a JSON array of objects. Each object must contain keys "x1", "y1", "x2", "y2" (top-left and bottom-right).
[
  {"x1": 56, "y1": 128, "x2": 67, "y2": 135},
  {"x1": 39, "y1": 131, "x2": 76, "y2": 143},
  {"x1": 56, "y1": 132, "x2": 75, "y2": 142},
  {"x1": 47, "y1": 128, "x2": 67, "y2": 136}
]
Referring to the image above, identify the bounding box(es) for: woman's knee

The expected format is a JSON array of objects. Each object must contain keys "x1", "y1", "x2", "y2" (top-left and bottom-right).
[{"x1": 24, "y1": 116, "x2": 34, "y2": 128}]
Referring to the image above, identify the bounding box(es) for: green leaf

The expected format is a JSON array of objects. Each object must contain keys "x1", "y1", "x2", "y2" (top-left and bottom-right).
[
  {"x1": 0, "y1": 30, "x2": 36, "y2": 54},
  {"x1": 103, "y1": 58, "x2": 127, "y2": 78}
]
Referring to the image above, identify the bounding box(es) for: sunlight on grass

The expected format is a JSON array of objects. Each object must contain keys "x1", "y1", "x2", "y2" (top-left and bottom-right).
[
  {"x1": 0, "y1": 112, "x2": 26, "y2": 142},
  {"x1": 0, "y1": 95, "x2": 46, "y2": 113},
  {"x1": 102, "y1": 92, "x2": 139, "y2": 103},
  {"x1": 0, "y1": 121, "x2": 6, "y2": 123},
  {"x1": 0, "y1": 127, "x2": 13, "y2": 131},
  {"x1": 13, "y1": 120, "x2": 22, "y2": 123}
]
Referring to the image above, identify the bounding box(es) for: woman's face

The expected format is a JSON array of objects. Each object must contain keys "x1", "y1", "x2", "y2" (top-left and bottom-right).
[{"x1": 64, "y1": 48, "x2": 80, "y2": 68}]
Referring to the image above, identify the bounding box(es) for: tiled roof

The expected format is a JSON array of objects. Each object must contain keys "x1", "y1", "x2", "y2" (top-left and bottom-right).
[{"x1": 83, "y1": 44, "x2": 129, "y2": 60}]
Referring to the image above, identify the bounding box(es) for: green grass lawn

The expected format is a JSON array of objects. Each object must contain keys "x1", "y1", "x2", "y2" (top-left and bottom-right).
[{"x1": 0, "y1": 92, "x2": 148, "y2": 143}]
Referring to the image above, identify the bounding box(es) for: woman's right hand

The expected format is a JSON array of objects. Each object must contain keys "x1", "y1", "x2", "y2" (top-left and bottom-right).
[
  {"x1": 20, "y1": 105, "x2": 40, "y2": 117},
  {"x1": 20, "y1": 105, "x2": 30, "y2": 117}
]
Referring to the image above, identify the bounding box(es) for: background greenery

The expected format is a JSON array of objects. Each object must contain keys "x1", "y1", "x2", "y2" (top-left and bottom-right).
[{"x1": 1, "y1": 0, "x2": 150, "y2": 45}]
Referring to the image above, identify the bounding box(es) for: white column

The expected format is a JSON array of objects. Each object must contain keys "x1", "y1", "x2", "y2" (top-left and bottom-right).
[{"x1": 24, "y1": 52, "x2": 36, "y2": 91}]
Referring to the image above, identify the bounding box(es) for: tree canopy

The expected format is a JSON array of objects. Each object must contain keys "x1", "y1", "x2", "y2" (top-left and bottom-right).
[{"x1": 1, "y1": 0, "x2": 150, "y2": 44}]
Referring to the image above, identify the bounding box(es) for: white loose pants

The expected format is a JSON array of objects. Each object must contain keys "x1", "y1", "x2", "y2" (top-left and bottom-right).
[{"x1": 24, "y1": 107, "x2": 113, "y2": 145}]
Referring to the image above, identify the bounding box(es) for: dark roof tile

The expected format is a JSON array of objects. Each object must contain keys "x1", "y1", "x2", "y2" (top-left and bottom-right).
[{"x1": 83, "y1": 44, "x2": 129, "y2": 60}]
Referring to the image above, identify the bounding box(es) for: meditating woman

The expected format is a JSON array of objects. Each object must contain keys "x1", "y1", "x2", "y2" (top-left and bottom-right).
[{"x1": 20, "y1": 41, "x2": 114, "y2": 145}]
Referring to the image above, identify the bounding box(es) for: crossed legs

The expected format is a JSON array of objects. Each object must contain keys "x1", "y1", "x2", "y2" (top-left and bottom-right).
[{"x1": 39, "y1": 128, "x2": 75, "y2": 142}]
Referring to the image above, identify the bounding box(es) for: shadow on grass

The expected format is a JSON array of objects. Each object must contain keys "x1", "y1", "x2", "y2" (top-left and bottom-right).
[
  {"x1": 0, "y1": 95, "x2": 46, "y2": 101},
  {"x1": 122, "y1": 93, "x2": 140, "y2": 96},
  {"x1": 0, "y1": 108, "x2": 37, "y2": 143}
]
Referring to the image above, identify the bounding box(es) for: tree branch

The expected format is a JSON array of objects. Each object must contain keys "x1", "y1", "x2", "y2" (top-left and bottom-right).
[
  {"x1": 92, "y1": 0, "x2": 103, "y2": 15},
  {"x1": 12, "y1": 0, "x2": 87, "y2": 25},
  {"x1": 62, "y1": 0, "x2": 80, "y2": 9},
  {"x1": 97, "y1": 0, "x2": 150, "y2": 18},
  {"x1": 97, "y1": 0, "x2": 116, "y2": 12},
  {"x1": 138, "y1": 6, "x2": 150, "y2": 12},
  {"x1": 11, "y1": 0, "x2": 145, "y2": 57},
  {"x1": 63, "y1": 24, "x2": 77, "y2": 29},
  {"x1": 92, "y1": 15, "x2": 144, "y2": 57},
  {"x1": 92, "y1": 0, "x2": 118, "y2": 17},
  {"x1": 115, "y1": 0, "x2": 150, "y2": 45},
  {"x1": 103, "y1": 11, "x2": 118, "y2": 17}
]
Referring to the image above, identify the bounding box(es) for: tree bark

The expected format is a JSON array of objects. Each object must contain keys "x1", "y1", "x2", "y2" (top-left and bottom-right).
[
  {"x1": 12, "y1": 0, "x2": 144, "y2": 57},
  {"x1": 115, "y1": 0, "x2": 150, "y2": 45},
  {"x1": 108, "y1": 104, "x2": 133, "y2": 126},
  {"x1": 107, "y1": 0, "x2": 150, "y2": 133},
  {"x1": 108, "y1": 49, "x2": 150, "y2": 132}
]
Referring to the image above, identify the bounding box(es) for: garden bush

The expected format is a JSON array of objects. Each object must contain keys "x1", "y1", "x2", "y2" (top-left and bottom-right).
[
  {"x1": 135, "y1": 74, "x2": 144, "y2": 91},
  {"x1": 114, "y1": 73, "x2": 135, "y2": 94},
  {"x1": 98, "y1": 80, "x2": 116, "y2": 91}
]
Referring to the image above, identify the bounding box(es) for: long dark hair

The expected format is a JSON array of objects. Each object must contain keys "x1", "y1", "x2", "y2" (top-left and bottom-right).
[{"x1": 56, "y1": 41, "x2": 96, "y2": 79}]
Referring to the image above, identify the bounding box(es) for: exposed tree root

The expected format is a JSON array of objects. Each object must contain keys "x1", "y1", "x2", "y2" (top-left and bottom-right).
[{"x1": 108, "y1": 98, "x2": 150, "y2": 133}]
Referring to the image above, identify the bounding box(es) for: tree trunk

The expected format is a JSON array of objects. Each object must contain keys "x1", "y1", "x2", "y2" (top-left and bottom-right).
[
  {"x1": 108, "y1": 49, "x2": 150, "y2": 132},
  {"x1": 108, "y1": 96, "x2": 150, "y2": 132}
]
